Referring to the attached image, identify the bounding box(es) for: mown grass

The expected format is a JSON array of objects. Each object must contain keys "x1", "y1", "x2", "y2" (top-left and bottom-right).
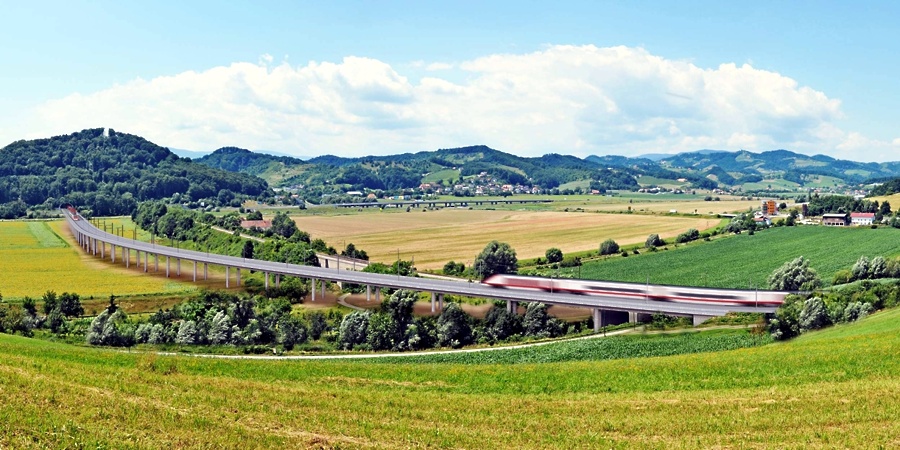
[
  {"x1": 0, "y1": 308, "x2": 898, "y2": 448},
  {"x1": 566, "y1": 225, "x2": 900, "y2": 288}
]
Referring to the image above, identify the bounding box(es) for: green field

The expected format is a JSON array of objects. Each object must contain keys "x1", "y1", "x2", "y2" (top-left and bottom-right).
[
  {"x1": 1, "y1": 306, "x2": 898, "y2": 448},
  {"x1": 565, "y1": 225, "x2": 900, "y2": 288},
  {"x1": 0, "y1": 220, "x2": 199, "y2": 300},
  {"x1": 421, "y1": 168, "x2": 460, "y2": 184}
]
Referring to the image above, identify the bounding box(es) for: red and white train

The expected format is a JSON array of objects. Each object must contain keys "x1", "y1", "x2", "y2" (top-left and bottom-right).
[
  {"x1": 65, "y1": 205, "x2": 80, "y2": 221},
  {"x1": 482, "y1": 274, "x2": 787, "y2": 307}
]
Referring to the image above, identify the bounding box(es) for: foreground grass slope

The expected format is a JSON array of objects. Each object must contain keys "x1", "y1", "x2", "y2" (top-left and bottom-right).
[
  {"x1": 2, "y1": 309, "x2": 899, "y2": 448},
  {"x1": 569, "y1": 225, "x2": 900, "y2": 288}
]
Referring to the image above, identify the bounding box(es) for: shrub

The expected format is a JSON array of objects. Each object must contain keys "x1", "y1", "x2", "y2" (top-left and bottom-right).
[{"x1": 599, "y1": 239, "x2": 620, "y2": 256}]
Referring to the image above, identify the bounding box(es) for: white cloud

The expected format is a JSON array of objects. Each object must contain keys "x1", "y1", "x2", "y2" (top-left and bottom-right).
[{"x1": 14, "y1": 45, "x2": 896, "y2": 161}]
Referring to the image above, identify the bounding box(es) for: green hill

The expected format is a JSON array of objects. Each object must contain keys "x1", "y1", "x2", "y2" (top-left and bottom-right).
[
  {"x1": 0, "y1": 306, "x2": 897, "y2": 447},
  {"x1": 0, "y1": 129, "x2": 270, "y2": 218}
]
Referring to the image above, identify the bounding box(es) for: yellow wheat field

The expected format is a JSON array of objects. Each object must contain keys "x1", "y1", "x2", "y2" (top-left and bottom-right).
[
  {"x1": 292, "y1": 209, "x2": 722, "y2": 269},
  {"x1": 0, "y1": 221, "x2": 198, "y2": 300}
]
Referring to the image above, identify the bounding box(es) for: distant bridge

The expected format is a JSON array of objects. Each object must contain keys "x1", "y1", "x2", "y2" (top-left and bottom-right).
[
  {"x1": 325, "y1": 199, "x2": 553, "y2": 208},
  {"x1": 64, "y1": 209, "x2": 776, "y2": 330}
]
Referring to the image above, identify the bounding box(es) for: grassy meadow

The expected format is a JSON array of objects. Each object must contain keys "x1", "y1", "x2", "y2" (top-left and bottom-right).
[
  {"x1": 566, "y1": 225, "x2": 900, "y2": 288},
  {"x1": 0, "y1": 307, "x2": 898, "y2": 448},
  {"x1": 291, "y1": 208, "x2": 723, "y2": 269},
  {"x1": 0, "y1": 220, "x2": 200, "y2": 302}
]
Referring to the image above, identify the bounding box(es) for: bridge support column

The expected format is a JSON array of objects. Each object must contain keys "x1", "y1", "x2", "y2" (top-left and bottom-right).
[
  {"x1": 144, "y1": 252, "x2": 148, "y2": 273},
  {"x1": 226, "y1": 266, "x2": 230, "y2": 288},
  {"x1": 193, "y1": 261, "x2": 197, "y2": 282},
  {"x1": 166, "y1": 257, "x2": 170, "y2": 278},
  {"x1": 236, "y1": 269, "x2": 241, "y2": 287},
  {"x1": 265, "y1": 272, "x2": 269, "y2": 291},
  {"x1": 366, "y1": 285, "x2": 371, "y2": 302},
  {"x1": 125, "y1": 248, "x2": 129, "y2": 268},
  {"x1": 375, "y1": 287, "x2": 381, "y2": 302},
  {"x1": 176, "y1": 259, "x2": 181, "y2": 276},
  {"x1": 431, "y1": 292, "x2": 436, "y2": 313},
  {"x1": 155, "y1": 254, "x2": 159, "y2": 272},
  {"x1": 100, "y1": 242, "x2": 105, "y2": 259},
  {"x1": 438, "y1": 294, "x2": 444, "y2": 311},
  {"x1": 111, "y1": 244, "x2": 115, "y2": 263},
  {"x1": 204, "y1": 263, "x2": 208, "y2": 280},
  {"x1": 311, "y1": 279, "x2": 316, "y2": 301},
  {"x1": 593, "y1": 308, "x2": 602, "y2": 332},
  {"x1": 693, "y1": 315, "x2": 713, "y2": 326},
  {"x1": 506, "y1": 300, "x2": 518, "y2": 314},
  {"x1": 320, "y1": 279, "x2": 325, "y2": 300},
  {"x1": 275, "y1": 274, "x2": 279, "y2": 288}
]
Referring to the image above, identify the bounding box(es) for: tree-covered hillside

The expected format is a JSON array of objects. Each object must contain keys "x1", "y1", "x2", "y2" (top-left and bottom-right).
[{"x1": 0, "y1": 129, "x2": 270, "y2": 218}]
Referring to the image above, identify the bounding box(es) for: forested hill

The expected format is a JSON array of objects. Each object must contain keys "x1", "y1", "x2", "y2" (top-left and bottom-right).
[
  {"x1": 0, "y1": 128, "x2": 270, "y2": 218},
  {"x1": 196, "y1": 147, "x2": 305, "y2": 176},
  {"x1": 657, "y1": 149, "x2": 900, "y2": 185}
]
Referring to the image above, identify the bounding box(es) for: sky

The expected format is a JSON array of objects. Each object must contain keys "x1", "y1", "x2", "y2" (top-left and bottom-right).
[{"x1": 2, "y1": 1, "x2": 898, "y2": 161}]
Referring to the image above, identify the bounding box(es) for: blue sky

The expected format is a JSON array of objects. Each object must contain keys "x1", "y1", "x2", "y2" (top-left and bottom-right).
[{"x1": 2, "y1": 1, "x2": 898, "y2": 161}]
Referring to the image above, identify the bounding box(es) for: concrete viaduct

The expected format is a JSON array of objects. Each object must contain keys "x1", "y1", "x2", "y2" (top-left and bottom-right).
[
  {"x1": 64, "y1": 210, "x2": 776, "y2": 331},
  {"x1": 327, "y1": 199, "x2": 553, "y2": 209}
]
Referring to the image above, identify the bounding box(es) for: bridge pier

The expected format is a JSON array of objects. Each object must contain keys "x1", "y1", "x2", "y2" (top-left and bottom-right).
[
  {"x1": 506, "y1": 300, "x2": 518, "y2": 314},
  {"x1": 204, "y1": 263, "x2": 208, "y2": 280},
  {"x1": 226, "y1": 266, "x2": 230, "y2": 288},
  {"x1": 176, "y1": 258, "x2": 181, "y2": 276},
  {"x1": 320, "y1": 278, "x2": 325, "y2": 300},
  {"x1": 593, "y1": 308, "x2": 602, "y2": 332},
  {"x1": 274, "y1": 274, "x2": 279, "y2": 288},
  {"x1": 311, "y1": 278, "x2": 316, "y2": 301},
  {"x1": 155, "y1": 254, "x2": 159, "y2": 272},
  {"x1": 236, "y1": 269, "x2": 241, "y2": 287},
  {"x1": 125, "y1": 248, "x2": 129, "y2": 268},
  {"x1": 366, "y1": 285, "x2": 371, "y2": 302},
  {"x1": 111, "y1": 244, "x2": 115, "y2": 263},
  {"x1": 265, "y1": 272, "x2": 269, "y2": 291},
  {"x1": 193, "y1": 261, "x2": 197, "y2": 282},
  {"x1": 438, "y1": 294, "x2": 444, "y2": 311},
  {"x1": 376, "y1": 287, "x2": 381, "y2": 302},
  {"x1": 100, "y1": 242, "x2": 105, "y2": 259},
  {"x1": 693, "y1": 315, "x2": 712, "y2": 326},
  {"x1": 431, "y1": 292, "x2": 436, "y2": 313},
  {"x1": 144, "y1": 252, "x2": 148, "y2": 272},
  {"x1": 166, "y1": 256, "x2": 170, "y2": 277}
]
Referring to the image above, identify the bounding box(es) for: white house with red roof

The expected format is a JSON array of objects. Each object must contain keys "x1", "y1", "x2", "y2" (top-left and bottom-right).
[{"x1": 850, "y1": 212, "x2": 876, "y2": 226}]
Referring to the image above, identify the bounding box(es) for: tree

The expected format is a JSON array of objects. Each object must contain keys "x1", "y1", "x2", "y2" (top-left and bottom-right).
[
  {"x1": 270, "y1": 212, "x2": 298, "y2": 239},
  {"x1": 523, "y1": 302, "x2": 551, "y2": 337},
  {"x1": 483, "y1": 304, "x2": 522, "y2": 342},
  {"x1": 545, "y1": 248, "x2": 563, "y2": 264},
  {"x1": 41, "y1": 291, "x2": 59, "y2": 315},
  {"x1": 175, "y1": 320, "x2": 201, "y2": 345},
  {"x1": 768, "y1": 256, "x2": 821, "y2": 291},
  {"x1": 473, "y1": 241, "x2": 518, "y2": 279},
  {"x1": 442, "y1": 261, "x2": 466, "y2": 277},
  {"x1": 675, "y1": 228, "x2": 700, "y2": 244},
  {"x1": 241, "y1": 240, "x2": 255, "y2": 259},
  {"x1": 645, "y1": 234, "x2": 663, "y2": 249},
  {"x1": 798, "y1": 297, "x2": 830, "y2": 332},
  {"x1": 436, "y1": 303, "x2": 472, "y2": 348},
  {"x1": 207, "y1": 310, "x2": 232, "y2": 344},
  {"x1": 851, "y1": 256, "x2": 870, "y2": 281},
  {"x1": 599, "y1": 239, "x2": 619, "y2": 256},
  {"x1": 277, "y1": 316, "x2": 308, "y2": 350},
  {"x1": 338, "y1": 311, "x2": 371, "y2": 350},
  {"x1": 57, "y1": 292, "x2": 84, "y2": 317}
]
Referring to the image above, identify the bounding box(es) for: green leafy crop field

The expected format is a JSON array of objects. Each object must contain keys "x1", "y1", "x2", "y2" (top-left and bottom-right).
[
  {"x1": 1, "y1": 308, "x2": 898, "y2": 448},
  {"x1": 566, "y1": 225, "x2": 900, "y2": 288}
]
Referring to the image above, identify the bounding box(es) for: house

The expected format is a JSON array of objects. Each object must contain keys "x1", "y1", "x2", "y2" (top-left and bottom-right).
[
  {"x1": 822, "y1": 213, "x2": 849, "y2": 226},
  {"x1": 850, "y1": 212, "x2": 876, "y2": 226},
  {"x1": 753, "y1": 217, "x2": 772, "y2": 226},
  {"x1": 240, "y1": 220, "x2": 272, "y2": 230}
]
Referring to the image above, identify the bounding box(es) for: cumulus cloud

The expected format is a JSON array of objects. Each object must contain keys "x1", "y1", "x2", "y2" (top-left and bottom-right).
[{"x1": 15, "y1": 45, "x2": 896, "y2": 161}]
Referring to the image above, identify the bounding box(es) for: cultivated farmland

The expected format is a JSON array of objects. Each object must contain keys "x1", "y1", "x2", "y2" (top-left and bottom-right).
[
  {"x1": 567, "y1": 225, "x2": 900, "y2": 288},
  {"x1": 0, "y1": 221, "x2": 198, "y2": 300},
  {"x1": 291, "y1": 209, "x2": 722, "y2": 269},
  {"x1": 0, "y1": 306, "x2": 897, "y2": 448}
]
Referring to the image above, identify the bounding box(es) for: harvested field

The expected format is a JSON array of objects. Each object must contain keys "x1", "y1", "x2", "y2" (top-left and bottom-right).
[{"x1": 292, "y1": 209, "x2": 721, "y2": 269}]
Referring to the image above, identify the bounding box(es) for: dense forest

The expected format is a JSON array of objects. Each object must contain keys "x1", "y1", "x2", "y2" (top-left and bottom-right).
[{"x1": 0, "y1": 129, "x2": 271, "y2": 218}]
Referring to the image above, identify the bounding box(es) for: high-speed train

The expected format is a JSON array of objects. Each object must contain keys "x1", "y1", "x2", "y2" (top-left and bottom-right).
[{"x1": 482, "y1": 274, "x2": 787, "y2": 307}]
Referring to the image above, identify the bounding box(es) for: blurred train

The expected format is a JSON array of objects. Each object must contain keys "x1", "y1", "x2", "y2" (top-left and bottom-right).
[
  {"x1": 482, "y1": 274, "x2": 787, "y2": 307},
  {"x1": 65, "y1": 205, "x2": 80, "y2": 221}
]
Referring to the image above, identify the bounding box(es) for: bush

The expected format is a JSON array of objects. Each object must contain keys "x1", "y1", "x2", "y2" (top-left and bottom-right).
[
  {"x1": 798, "y1": 297, "x2": 830, "y2": 333},
  {"x1": 545, "y1": 248, "x2": 563, "y2": 264},
  {"x1": 599, "y1": 239, "x2": 620, "y2": 256},
  {"x1": 768, "y1": 256, "x2": 821, "y2": 291},
  {"x1": 645, "y1": 234, "x2": 664, "y2": 248}
]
